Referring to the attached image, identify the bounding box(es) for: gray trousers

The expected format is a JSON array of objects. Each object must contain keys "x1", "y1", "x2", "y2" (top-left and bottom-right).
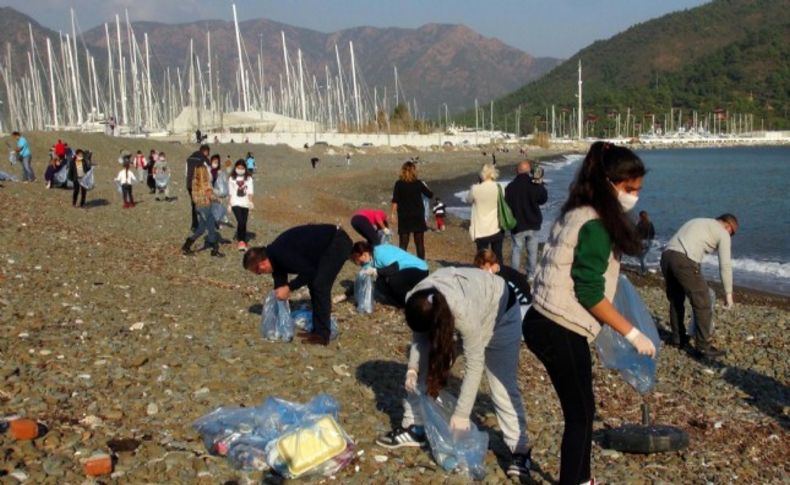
[
  {"x1": 660, "y1": 250, "x2": 712, "y2": 348},
  {"x1": 401, "y1": 304, "x2": 529, "y2": 454},
  {"x1": 20, "y1": 155, "x2": 35, "y2": 181}
]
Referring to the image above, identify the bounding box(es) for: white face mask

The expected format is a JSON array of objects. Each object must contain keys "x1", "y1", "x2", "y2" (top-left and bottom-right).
[
  {"x1": 610, "y1": 181, "x2": 638, "y2": 212},
  {"x1": 235, "y1": 169, "x2": 245, "y2": 175},
  {"x1": 212, "y1": 164, "x2": 219, "y2": 169}
]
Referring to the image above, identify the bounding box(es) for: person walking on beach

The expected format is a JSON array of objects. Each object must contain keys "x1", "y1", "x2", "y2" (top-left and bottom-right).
[
  {"x1": 181, "y1": 164, "x2": 224, "y2": 258},
  {"x1": 351, "y1": 241, "x2": 429, "y2": 306},
  {"x1": 116, "y1": 158, "x2": 137, "y2": 208},
  {"x1": 465, "y1": 163, "x2": 504, "y2": 263},
  {"x1": 375, "y1": 267, "x2": 532, "y2": 480},
  {"x1": 636, "y1": 210, "x2": 656, "y2": 274},
  {"x1": 505, "y1": 160, "x2": 548, "y2": 282},
  {"x1": 391, "y1": 161, "x2": 433, "y2": 259},
  {"x1": 186, "y1": 144, "x2": 211, "y2": 231},
  {"x1": 243, "y1": 224, "x2": 352, "y2": 346},
  {"x1": 146, "y1": 149, "x2": 157, "y2": 194},
  {"x1": 350, "y1": 208, "x2": 390, "y2": 246},
  {"x1": 245, "y1": 152, "x2": 256, "y2": 174},
  {"x1": 660, "y1": 214, "x2": 738, "y2": 358},
  {"x1": 432, "y1": 197, "x2": 446, "y2": 231},
  {"x1": 133, "y1": 150, "x2": 146, "y2": 185},
  {"x1": 12, "y1": 131, "x2": 35, "y2": 182},
  {"x1": 229, "y1": 160, "x2": 254, "y2": 251},
  {"x1": 67, "y1": 149, "x2": 91, "y2": 208},
  {"x1": 523, "y1": 142, "x2": 655, "y2": 485}
]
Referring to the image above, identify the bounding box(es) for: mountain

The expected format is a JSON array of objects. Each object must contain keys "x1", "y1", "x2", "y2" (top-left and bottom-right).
[
  {"x1": 459, "y1": 0, "x2": 790, "y2": 133},
  {"x1": 73, "y1": 17, "x2": 559, "y2": 115}
]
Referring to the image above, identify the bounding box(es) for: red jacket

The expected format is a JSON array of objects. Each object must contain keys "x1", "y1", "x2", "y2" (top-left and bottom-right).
[{"x1": 54, "y1": 141, "x2": 66, "y2": 158}]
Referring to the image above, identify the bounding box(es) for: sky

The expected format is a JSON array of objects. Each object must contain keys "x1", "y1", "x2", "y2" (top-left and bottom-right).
[{"x1": 7, "y1": 0, "x2": 710, "y2": 58}]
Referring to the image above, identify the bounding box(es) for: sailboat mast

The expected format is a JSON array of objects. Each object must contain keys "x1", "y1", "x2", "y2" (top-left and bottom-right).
[
  {"x1": 577, "y1": 59, "x2": 583, "y2": 140},
  {"x1": 232, "y1": 3, "x2": 249, "y2": 111},
  {"x1": 349, "y1": 41, "x2": 360, "y2": 130},
  {"x1": 46, "y1": 38, "x2": 58, "y2": 128},
  {"x1": 70, "y1": 9, "x2": 82, "y2": 124}
]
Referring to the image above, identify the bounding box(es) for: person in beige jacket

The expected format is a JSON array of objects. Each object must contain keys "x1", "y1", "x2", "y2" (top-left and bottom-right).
[{"x1": 465, "y1": 163, "x2": 504, "y2": 263}]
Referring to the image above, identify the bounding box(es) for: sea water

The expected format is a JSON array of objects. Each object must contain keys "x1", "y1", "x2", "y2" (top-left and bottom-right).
[{"x1": 447, "y1": 146, "x2": 790, "y2": 296}]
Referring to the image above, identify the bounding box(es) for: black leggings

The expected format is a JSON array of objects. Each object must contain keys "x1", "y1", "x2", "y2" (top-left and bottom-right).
[
  {"x1": 398, "y1": 232, "x2": 425, "y2": 260},
  {"x1": 475, "y1": 231, "x2": 504, "y2": 265},
  {"x1": 232, "y1": 206, "x2": 249, "y2": 243},
  {"x1": 72, "y1": 182, "x2": 87, "y2": 207},
  {"x1": 351, "y1": 215, "x2": 379, "y2": 246},
  {"x1": 523, "y1": 307, "x2": 594, "y2": 485},
  {"x1": 122, "y1": 184, "x2": 134, "y2": 204}
]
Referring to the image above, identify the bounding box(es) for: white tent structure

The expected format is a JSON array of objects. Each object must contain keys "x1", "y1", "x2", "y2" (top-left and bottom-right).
[{"x1": 171, "y1": 107, "x2": 318, "y2": 134}]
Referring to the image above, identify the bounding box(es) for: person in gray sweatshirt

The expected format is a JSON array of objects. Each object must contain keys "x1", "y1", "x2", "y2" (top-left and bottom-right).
[{"x1": 375, "y1": 266, "x2": 531, "y2": 480}]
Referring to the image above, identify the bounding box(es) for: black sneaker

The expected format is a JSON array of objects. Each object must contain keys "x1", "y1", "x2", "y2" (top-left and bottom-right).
[
  {"x1": 693, "y1": 345, "x2": 725, "y2": 359},
  {"x1": 375, "y1": 425, "x2": 426, "y2": 449},
  {"x1": 507, "y1": 450, "x2": 532, "y2": 479}
]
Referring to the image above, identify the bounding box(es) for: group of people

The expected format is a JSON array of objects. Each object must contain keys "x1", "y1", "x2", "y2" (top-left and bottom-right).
[
  {"x1": 239, "y1": 140, "x2": 739, "y2": 484},
  {"x1": 113, "y1": 148, "x2": 173, "y2": 207}
]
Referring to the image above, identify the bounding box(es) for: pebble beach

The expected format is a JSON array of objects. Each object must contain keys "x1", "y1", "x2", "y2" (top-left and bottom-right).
[{"x1": 0, "y1": 132, "x2": 787, "y2": 483}]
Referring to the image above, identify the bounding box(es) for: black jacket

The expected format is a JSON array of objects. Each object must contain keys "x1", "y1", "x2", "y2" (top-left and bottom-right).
[
  {"x1": 504, "y1": 173, "x2": 548, "y2": 232},
  {"x1": 185, "y1": 150, "x2": 209, "y2": 190},
  {"x1": 268, "y1": 224, "x2": 342, "y2": 290},
  {"x1": 67, "y1": 157, "x2": 92, "y2": 183}
]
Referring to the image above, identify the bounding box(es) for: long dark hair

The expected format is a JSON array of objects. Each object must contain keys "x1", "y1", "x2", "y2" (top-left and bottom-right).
[
  {"x1": 405, "y1": 288, "x2": 456, "y2": 397},
  {"x1": 231, "y1": 160, "x2": 250, "y2": 180},
  {"x1": 562, "y1": 141, "x2": 645, "y2": 256}
]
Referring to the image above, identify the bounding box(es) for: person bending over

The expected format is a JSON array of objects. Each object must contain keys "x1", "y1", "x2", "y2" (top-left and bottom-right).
[{"x1": 350, "y1": 241, "x2": 429, "y2": 306}]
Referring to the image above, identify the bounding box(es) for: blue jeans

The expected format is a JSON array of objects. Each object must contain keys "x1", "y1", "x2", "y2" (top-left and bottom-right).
[
  {"x1": 191, "y1": 206, "x2": 219, "y2": 245},
  {"x1": 21, "y1": 155, "x2": 35, "y2": 181},
  {"x1": 511, "y1": 230, "x2": 539, "y2": 278}
]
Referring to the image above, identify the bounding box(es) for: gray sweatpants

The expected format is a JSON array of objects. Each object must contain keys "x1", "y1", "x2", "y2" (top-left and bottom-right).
[
  {"x1": 660, "y1": 249, "x2": 713, "y2": 348},
  {"x1": 401, "y1": 303, "x2": 529, "y2": 454}
]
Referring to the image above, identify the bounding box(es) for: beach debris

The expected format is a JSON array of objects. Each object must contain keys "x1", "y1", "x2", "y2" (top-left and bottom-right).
[
  {"x1": 374, "y1": 455, "x2": 388, "y2": 463},
  {"x1": 146, "y1": 403, "x2": 159, "y2": 416},
  {"x1": 129, "y1": 321, "x2": 145, "y2": 331},
  {"x1": 332, "y1": 364, "x2": 351, "y2": 377},
  {"x1": 83, "y1": 452, "x2": 113, "y2": 477},
  {"x1": 8, "y1": 418, "x2": 41, "y2": 440}
]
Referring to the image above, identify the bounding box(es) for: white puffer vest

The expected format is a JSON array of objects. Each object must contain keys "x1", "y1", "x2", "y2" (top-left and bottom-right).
[{"x1": 532, "y1": 206, "x2": 620, "y2": 341}]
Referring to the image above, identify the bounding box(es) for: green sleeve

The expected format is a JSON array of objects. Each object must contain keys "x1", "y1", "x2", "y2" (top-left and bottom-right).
[{"x1": 571, "y1": 220, "x2": 612, "y2": 308}]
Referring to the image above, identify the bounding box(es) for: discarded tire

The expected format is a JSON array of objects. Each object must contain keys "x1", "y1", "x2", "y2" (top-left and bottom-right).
[{"x1": 602, "y1": 424, "x2": 689, "y2": 454}]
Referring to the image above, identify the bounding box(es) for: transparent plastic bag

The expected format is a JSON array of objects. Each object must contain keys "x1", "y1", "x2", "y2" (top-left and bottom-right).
[
  {"x1": 53, "y1": 164, "x2": 69, "y2": 186},
  {"x1": 214, "y1": 171, "x2": 229, "y2": 198},
  {"x1": 289, "y1": 307, "x2": 338, "y2": 339},
  {"x1": 155, "y1": 173, "x2": 170, "y2": 189},
  {"x1": 79, "y1": 168, "x2": 96, "y2": 190},
  {"x1": 210, "y1": 202, "x2": 226, "y2": 225},
  {"x1": 594, "y1": 275, "x2": 661, "y2": 395},
  {"x1": 260, "y1": 291, "x2": 294, "y2": 342},
  {"x1": 8, "y1": 150, "x2": 18, "y2": 165},
  {"x1": 0, "y1": 170, "x2": 18, "y2": 182},
  {"x1": 354, "y1": 269, "x2": 375, "y2": 314},
  {"x1": 688, "y1": 287, "x2": 716, "y2": 338},
  {"x1": 419, "y1": 391, "x2": 489, "y2": 480},
  {"x1": 192, "y1": 393, "x2": 351, "y2": 477},
  {"x1": 377, "y1": 229, "x2": 392, "y2": 245}
]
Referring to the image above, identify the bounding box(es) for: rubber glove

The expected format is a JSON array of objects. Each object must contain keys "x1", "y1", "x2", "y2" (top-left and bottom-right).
[
  {"x1": 449, "y1": 415, "x2": 470, "y2": 432},
  {"x1": 404, "y1": 369, "x2": 418, "y2": 393},
  {"x1": 625, "y1": 327, "x2": 656, "y2": 357},
  {"x1": 723, "y1": 293, "x2": 734, "y2": 310}
]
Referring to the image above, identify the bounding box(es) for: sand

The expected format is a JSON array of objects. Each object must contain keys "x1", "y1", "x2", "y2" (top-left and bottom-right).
[{"x1": 0, "y1": 132, "x2": 787, "y2": 483}]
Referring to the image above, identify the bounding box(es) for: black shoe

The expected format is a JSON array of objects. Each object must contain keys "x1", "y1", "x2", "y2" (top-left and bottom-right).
[
  {"x1": 210, "y1": 243, "x2": 224, "y2": 258},
  {"x1": 181, "y1": 238, "x2": 195, "y2": 255},
  {"x1": 375, "y1": 425, "x2": 427, "y2": 449},
  {"x1": 507, "y1": 450, "x2": 533, "y2": 479},
  {"x1": 692, "y1": 345, "x2": 725, "y2": 359}
]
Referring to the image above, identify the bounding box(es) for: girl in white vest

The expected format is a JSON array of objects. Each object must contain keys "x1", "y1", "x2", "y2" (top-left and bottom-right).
[
  {"x1": 524, "y1": 141, "x2": 656, "y2": 485},
  {"x1": 375, "y1": 267, "x2": 532, "y2": 480}
]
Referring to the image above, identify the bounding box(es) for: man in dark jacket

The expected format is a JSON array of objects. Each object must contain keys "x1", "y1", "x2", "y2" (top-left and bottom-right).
[
  {"x1": 504, "y1": 160, "x2": 548, "y2": 281},
  {"x1": 243, "y1": 224, "x2": 353, "y2": 346},
  {"x1": 186, "y1": 144, "x2": 210, "y2": 230}
]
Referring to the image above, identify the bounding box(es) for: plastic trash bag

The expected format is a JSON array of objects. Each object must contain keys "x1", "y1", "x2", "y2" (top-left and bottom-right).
[
  {"x1": 354, "y1": 269, "x2": 375, "y2": 314},
  {"x1": 8, "y1": 150, "x2": 18, "y2": 165},
  {"x1": 260, "y1": 291, "x2": 294, "y2": 342},
  {"x1": 53, "y1": 164, "x2": 70, "y2": 187},
  {"x1": 594, "y1": 275, "x2": 661, "y2": 395},
  {"x1": 377, "y1": 229, "x2": 392, "y2": 245},
  {"x1": 419, "y1": 391, "x2": 489, "y2": 480},
  {"x1": 214, "y1": 171, "x2": 229, "y2": 197},
  {"x1": 290, "y1": 306, "x2": 338, "y2": 339},
  {"x1": 688, "y1": 287, "x2": 716, "y2": 338},
  {"x1": 193, "y1": 393, "x2": 354, "y2": 478},
  {"x1": 210, "y1": 202, "x2": 226, "y2": 225},
  {"x1": 79, "y1": 168, "x2": 96, "y2": 190},
  {"x1": 0, "y1": 170, "x2": 18, "y2": 182},
  {"x1": 155, "y1": 173, "x2": 170, "y2": 189}
]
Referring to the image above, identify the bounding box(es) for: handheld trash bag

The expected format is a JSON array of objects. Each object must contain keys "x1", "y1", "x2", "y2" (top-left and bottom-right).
[
  {"x1": 354, "y1": 269, "x2": 375, "y2": 314},
  {"x1": 79, "y1": 167, "x2": 96, "y2": 190},
  {"x1": 419, "y1": 391, "x2": 489, "y2": 480},
  {"x1": 260, "y1": 290, "x2": 294, "y2": 342},
  {"x1": 214, "y1": 171, "x2": 229, "y2": 198},
  {"x1": 8, "y1": 150, "x2": 18, "y2": 165},
  {"x1": 154, "y1": 172, "x2": 170, "y2": 189},
  {"x1": 0, "y1": 170, "x2": 18, "y2": 182},
  {"x1": 193, "y1": 393, "x2": 354, "y2": 477},
  {"x1": 290, "y1": 306, "x2": 339, "y2": 339},
  {"x1": 377, "y1": 229, "x2": 392, "y2": 245},
  {"x1": 53, "y1": 164, "x2": 71, "y2": 188},
  {"x1": 210, "y1": 202, "x2": 226, "y2": 224},
  {"x1": 594, "y1": 275, "x2": 661, "y2": 395},
  {"x1": 688, "y1": 287, "x2": 717, "y2": 338}
]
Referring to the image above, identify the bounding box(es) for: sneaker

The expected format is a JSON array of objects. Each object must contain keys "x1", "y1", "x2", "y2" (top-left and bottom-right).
[
  {"x1": 693, "y1": 345, "x2": 725, "y2": 359},
  {"x1": 375, "y1": 425, "x2": 426, "y2": 449},
  {"x1": 507, "y1": 450, "x2": 532, "y2": 479}
]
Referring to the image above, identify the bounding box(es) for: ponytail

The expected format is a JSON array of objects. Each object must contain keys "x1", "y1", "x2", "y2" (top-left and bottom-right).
[{"x1": 405, "y1": 288, "x2": 457, "y2": 397}]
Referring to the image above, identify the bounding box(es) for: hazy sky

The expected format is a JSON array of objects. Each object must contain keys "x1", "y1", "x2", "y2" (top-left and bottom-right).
[{"x1": 9, "y1": 0, "x2": 710, "y2": 58}]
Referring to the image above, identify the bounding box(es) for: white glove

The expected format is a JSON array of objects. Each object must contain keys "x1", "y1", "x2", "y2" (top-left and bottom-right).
[
  {"x1": 723, "y1": 293, "x2": 734, "y2": 310},
  {"x1": 364, "y1": 267, "x2": 377, "y2": 277},
  {"x1": 449, "y1": 415, "x2": 470, "y2": 432},
  {"x1": 625, "y1": 327, "x2": 656, "y2": 357},
  {"x1": 404, "y1": 369, "x2": 418, "y2": 393}
]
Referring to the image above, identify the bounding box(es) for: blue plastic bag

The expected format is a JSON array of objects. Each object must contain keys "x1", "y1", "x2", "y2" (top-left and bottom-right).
[
  {"x1": 290, "y1": 307, "x2": 338, "y2": 339},
  {"x1": 79, "y1": 167, "x2": 96, "y2": 190},
  {"x1": 260, "y1": 291, "x2": 294, "y2": 342},
  {"x1": 213, "y1": 171, "x2": 229, "y2": 197},
  {"x1": 377, "y1": 229, "x2": 392, "y2": 245},
  {"x1": 594, "y1": 275, "x2": 661, "y2": 394},
  {"x1": 354, "y1": 269, "x2": 375, "y2": 314},
  {"x1": 419, "y1": 391, "x2": 489, "y2": 480},
  {"x1": 154, "y1": 173, "x2": 170, "y2": 189}
]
